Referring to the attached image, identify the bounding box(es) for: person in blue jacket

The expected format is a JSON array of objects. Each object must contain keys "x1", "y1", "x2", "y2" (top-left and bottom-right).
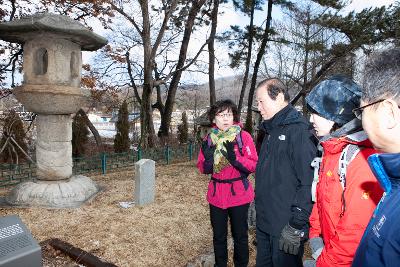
[{"x1": 352, "y1": 48, "x2": 400, "y2": 267}]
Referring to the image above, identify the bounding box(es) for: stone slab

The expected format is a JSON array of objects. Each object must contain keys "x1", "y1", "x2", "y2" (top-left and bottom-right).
[
  {"x1": 134, "y1": 159, "x2": 155, "y2": 206},
  {"x1": 5, "y1": 175, "x2": 99, "y2": 208}
]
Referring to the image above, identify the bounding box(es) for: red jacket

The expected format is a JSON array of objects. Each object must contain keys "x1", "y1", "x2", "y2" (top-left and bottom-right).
[
  {"x1": 197, "y1": 130, "x2": 258, "y2": 209},
  {"x1": 309, "y1": 133, "x2": 383, "y2": 267}
]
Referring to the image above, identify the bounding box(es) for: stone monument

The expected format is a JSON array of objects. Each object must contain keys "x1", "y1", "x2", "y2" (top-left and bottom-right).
[
  {"x1": 134, "y1": 159, "x2": 155, "y2": 206},
  {"x1": 0, "y1": 13, "x2": 107, "y2": 208}
]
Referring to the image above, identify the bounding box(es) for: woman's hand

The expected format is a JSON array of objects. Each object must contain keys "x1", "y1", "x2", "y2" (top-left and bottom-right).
[
  {"x1": 222, "y1": 141, "x2": 236, "y2": 163},
  {"x1": 201, "y1": 140, "x2": 215, "y2": 161}
]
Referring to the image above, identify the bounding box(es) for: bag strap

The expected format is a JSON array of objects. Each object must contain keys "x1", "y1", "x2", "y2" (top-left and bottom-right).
[
  {"x1": 311, "y1": 143, "x2": 361, "y2": 203},
  {"x1": 338, "y1": 144, "x2": 361, "y2": 190},
  {"x1": 235, "y1": 131, "x2": 244, "y2": 156},
  {"x1": 311, "y1": 156, "x2": 322, "y2": 202},
  {"x1": 338, "y1": 144, "x2": 361, "y2": 217}
]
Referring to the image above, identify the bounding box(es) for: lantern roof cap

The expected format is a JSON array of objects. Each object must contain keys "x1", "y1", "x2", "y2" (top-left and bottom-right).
[{"x1": 0, "y1": 12, "x2": 107, "y2": 51}]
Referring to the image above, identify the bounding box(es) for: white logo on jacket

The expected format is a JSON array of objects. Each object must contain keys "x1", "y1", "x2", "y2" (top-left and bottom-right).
[
  {"x1": 246, "y1": 146, "x2": 251, "y2": 155},
  {"x1": 372, "y1": 215, "x2": 386, "y2": 238}
]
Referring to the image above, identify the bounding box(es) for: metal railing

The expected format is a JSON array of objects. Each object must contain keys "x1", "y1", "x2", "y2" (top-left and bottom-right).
[{"x1": 0, "y1": 142, "x2": 199, "y2": 187}]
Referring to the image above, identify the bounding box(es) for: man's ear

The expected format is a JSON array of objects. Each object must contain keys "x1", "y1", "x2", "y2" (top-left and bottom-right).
[
  {"x1": 277, "y1": 92, "x2": 285, "y2": 104},
  {"x1": 383, "y1": 100, "x2": 399, "y2": 129},
  {"x1": 391, "y1": 101, "x2": 400, "y2": 123}
]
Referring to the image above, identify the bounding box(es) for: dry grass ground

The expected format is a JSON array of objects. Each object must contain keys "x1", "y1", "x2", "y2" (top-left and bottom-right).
[
  {"x1": 0, "y1": 161, "x2": 309, "y2": 266},
  {"x1": 0, "y1": 162, "x2": 260, "y2": 266},
  {"x1": 0, "y1": 161, "x2": 214, "y2": 266}
]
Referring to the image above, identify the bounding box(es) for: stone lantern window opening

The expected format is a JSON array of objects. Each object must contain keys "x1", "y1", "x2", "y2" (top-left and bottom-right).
[{"x1": 34, "y1": 47, "x2": 48, "y2": 76}]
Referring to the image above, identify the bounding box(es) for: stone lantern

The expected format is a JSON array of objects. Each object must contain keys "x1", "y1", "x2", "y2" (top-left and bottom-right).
[{"x1": 0, "y1": 13, "x2": 107, "y2": 207}]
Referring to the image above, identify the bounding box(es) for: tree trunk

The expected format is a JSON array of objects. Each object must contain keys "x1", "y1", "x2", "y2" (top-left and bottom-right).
[
  {"x1": 238, "y1": 0, "x2": 256, "y2": 115},
  {"x1": 153, "y1": 64, "x2": 165, "y2": 117},
  {"x1": 77, "y1": 109, "x2": 103, "y2": 150},
  {"x1": 158, "y1": 0, "x2": 207, "y2": 140},
  {"x1": 301, "y1": 10, "x2": 311, "y2": 115},
  {"x1": 140, "y1": 84, "x2": 156, "y2": 147},
  {"x1": 208, "y1": 0, "x2": 219, "y2": 106},
  {"x1": 140, "y1": 0, "x2": 156, "y2": 147},
  {"x1": 244, "y1": 0, "x2": 273, "y2": 133}
]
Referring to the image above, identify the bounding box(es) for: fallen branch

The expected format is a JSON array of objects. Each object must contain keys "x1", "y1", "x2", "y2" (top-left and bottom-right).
[{"x1": 49, "y1": 238, "x2": 118, "y2": 267}]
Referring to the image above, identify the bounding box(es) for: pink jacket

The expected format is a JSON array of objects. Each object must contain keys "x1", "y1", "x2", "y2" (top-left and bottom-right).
[{"x1": 197, "y1": 130, "x2": 258, "y2": 209}]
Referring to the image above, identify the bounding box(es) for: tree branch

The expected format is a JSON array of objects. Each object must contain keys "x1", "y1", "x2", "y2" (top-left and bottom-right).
[
  {"x1": 125, "y1": 51, "x2": 142, "y2": 105},
  {"x1": 77, "y1": 109, "x2": 103, "y2": 150},
  {"x1": 150, "y1": 0, "x2": 179, "y2": 59},
  {"x1": 153, "y1": 39, "x2": 210, "y2": 87},
  {"x1": 110, "y1": 2, "x2": 142, "y2": 36}
]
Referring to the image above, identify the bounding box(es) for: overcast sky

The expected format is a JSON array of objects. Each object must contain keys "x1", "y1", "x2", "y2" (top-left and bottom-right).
[
  {"x1": 81, "y1": 0, "x2": 397, "y2": 84},
  {"x1": 178, "y1": 0, "x2": 397, "y2": 83}
]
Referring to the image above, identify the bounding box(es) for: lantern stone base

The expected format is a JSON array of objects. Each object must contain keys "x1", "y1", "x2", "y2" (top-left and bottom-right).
[{"x1": 5, "y1": 175, "x2": 99, "y2": 208}]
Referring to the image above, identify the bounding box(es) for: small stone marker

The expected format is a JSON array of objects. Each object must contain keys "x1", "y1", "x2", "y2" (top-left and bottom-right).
[{"x1": 135, "y1": 159, "x2": 155, "y2": 206}]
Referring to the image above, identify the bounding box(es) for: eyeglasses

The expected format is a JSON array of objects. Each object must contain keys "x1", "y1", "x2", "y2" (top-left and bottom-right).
[
  {"x1": 216, "y1": 113, "x2": 233, "y2": 118},
  {"x1": 352, "y1": 99, "x2": 385, "y2": 119}
]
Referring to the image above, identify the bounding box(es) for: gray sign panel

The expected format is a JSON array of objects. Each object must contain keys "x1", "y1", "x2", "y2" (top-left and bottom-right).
[{"x1": 0, "y1": 215, "x2": 41, "y2": 267}]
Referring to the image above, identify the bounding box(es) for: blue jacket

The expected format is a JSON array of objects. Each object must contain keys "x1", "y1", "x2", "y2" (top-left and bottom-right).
[{"x1": 352, "y1": 153, "x2": 400, "y2": 267}]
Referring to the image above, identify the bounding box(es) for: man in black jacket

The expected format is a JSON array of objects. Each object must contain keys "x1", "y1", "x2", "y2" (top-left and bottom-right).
[{"x1": 255, "y1": 78, "x2": 317, "y2": 267}]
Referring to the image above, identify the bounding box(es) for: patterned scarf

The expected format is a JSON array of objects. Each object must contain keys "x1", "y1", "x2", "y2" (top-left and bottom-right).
[{"x1": 209, "y1": 125, "x2": 241, "y2": 173}]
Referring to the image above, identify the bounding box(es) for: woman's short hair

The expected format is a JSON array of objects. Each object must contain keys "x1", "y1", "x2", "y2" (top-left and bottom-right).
[{"x1": 208, "y1": 99, "x2": 240, "y2": 123}]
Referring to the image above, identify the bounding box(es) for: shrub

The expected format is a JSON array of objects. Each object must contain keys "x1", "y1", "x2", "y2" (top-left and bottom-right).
[
  {"x1": 177, "y1": 111, "x2": 188, "y2": 144},
  {"x1": 114, "y1": 101, "x2": 130, "y2": 153},
  {"x1": 0, "y1": 110, "x2": 28, "y2": 163},
  {"x1": 72, "y1": 112, "x2": 89, "y2": 157}
]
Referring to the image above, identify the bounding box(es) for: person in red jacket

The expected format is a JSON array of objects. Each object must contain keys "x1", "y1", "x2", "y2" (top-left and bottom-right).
[
  {"x1": 303, "y1": 75, "x2": 383, "y2": 267},
  {"x1": 197, "y1": 99, "x2": 258, "y2": 267}
]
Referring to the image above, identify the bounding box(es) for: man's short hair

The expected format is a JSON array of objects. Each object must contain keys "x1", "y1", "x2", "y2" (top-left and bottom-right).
[
  {"x1": 362, "y1": 48, "x2": 400, "y2": 103},
  {"x1": 257, "y1": 78, "x2": 290, "y2": 102}
]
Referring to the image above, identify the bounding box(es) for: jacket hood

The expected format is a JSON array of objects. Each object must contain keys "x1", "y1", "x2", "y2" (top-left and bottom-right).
[
  {"x1": 321, "y1": 130, "x2": 373, "y2": 154},
  {"x1": 318, "y1": 118, "x2": 372, "y2": 153},
  {"x1": 260, "y1": 104, "x2": 309, "y2": 132}
]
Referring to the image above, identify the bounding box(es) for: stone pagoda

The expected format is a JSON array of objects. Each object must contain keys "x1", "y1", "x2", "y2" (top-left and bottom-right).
[{"x1": 0, "y1": 13, "x2": 107, "y2": 207}]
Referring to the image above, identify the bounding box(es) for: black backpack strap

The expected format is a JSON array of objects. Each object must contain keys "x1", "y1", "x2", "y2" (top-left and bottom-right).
[
  {"x1": 211, "y1": 176, "x2": 248, "y2": 196},
  {"x1": 207, "y1": 133, "x2": 212, "y2": 147},
  {"x1": 235, "y1": 130, "x2": 244, "y2": 156}
]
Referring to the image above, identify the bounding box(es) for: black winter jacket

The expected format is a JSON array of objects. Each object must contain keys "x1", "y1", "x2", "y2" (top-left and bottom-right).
[{"x1": 255, "y1": 104, "x2": 317, "y2": 236}]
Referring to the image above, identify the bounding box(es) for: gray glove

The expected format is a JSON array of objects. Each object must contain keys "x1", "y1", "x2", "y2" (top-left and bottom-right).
[
  {"x1": 303, "y1": 259, "x2": 316, "y2": 267},
  {"x1": 310, "y1": 237, "x2": 324, "y2": 260},
  {"x1": 278, "y1": 223, "x2": 304, "y2": 255}
]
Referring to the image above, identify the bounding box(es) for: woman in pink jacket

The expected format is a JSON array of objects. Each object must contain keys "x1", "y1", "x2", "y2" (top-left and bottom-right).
[{"x1": 197, "y1": 99, "x2": 258, "y2": 267}]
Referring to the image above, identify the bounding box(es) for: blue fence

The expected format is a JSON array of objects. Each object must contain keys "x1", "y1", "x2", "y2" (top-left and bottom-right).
[{"x1": 0, "y1": 143, "x2": 199, "y2": 187}]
